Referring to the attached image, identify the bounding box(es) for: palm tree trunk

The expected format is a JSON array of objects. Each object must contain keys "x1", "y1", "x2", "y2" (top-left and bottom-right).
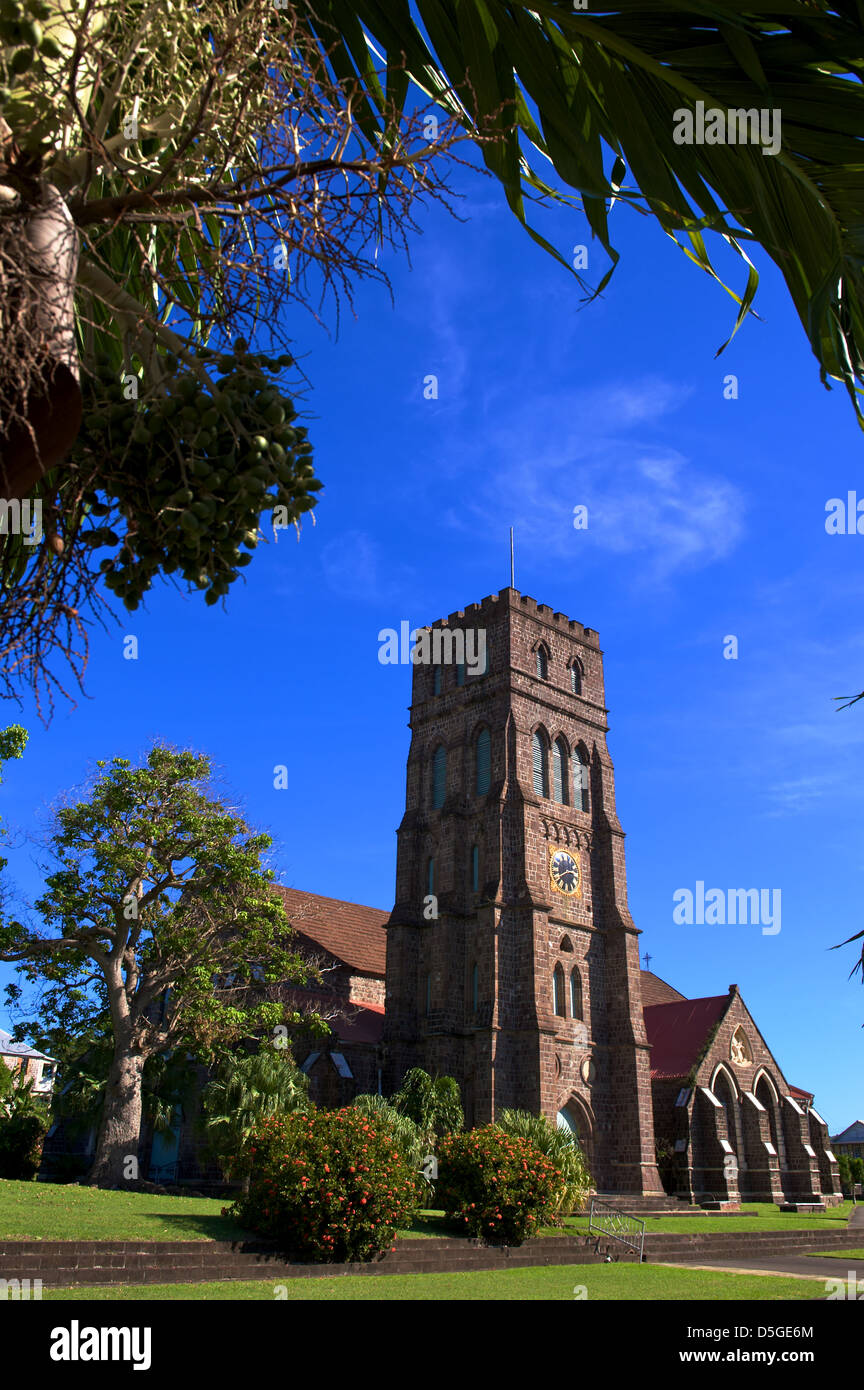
[{"x1": 0, "y1": 171, "x2": 82, "y2": 498}]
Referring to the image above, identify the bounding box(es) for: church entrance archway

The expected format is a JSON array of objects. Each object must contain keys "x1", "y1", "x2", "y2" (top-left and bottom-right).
[{"x1": 556, "y1": 1097, "x2": 594, "y2": 1185}]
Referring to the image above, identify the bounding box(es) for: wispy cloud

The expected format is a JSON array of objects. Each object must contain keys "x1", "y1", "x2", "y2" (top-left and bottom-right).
[
  {"x1": 320, "y1": 529, "x2": 417, "y2": 606},
  {"x1": 441, "y1": 379, "x2": 745, "y2": 581}
]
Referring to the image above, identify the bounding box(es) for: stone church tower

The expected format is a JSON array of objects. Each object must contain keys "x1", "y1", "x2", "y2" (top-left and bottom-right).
[{"x1": 383, "y1": 587, "x2": 664, "y2": 1195}]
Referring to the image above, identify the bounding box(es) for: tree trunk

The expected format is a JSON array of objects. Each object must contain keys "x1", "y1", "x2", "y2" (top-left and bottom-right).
[
  {"x1": 0, "y1": 178, "x2": 82, "y2": 498},
  {"x1": 86, "y1": 1048, "x2": 146, "y2": 1187}
]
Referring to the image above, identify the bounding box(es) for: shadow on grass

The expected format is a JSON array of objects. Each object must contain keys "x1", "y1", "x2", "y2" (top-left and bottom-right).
[
  {"x1": 396, "y1": 1209, "x2": 463, "y2": 1240},
  {"x1": 138, "y1": 1211, "x2": 256, "y2": 1242},
  {"x1": 150, "y1": 1208, "x2": 458, "y2": 1244}
]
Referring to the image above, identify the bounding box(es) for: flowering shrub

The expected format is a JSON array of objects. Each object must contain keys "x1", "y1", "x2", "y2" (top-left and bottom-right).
[
  {"x1": 437, "y1": 1126, "x2": 565, "y2": 1245},
  {"x1": 226, "y1": 1108, "x2": 422, "y2": 1261},
  {"x1": 494, "y1": 1109, "x2": 591, "y2": 1217}
]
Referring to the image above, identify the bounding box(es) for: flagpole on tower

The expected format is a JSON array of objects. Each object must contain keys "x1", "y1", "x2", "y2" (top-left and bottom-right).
[{"x1": 510, "y1": 527, "x2": 514, "y2": 589}]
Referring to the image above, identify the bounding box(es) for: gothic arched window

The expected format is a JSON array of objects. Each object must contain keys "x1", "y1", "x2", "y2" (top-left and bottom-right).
[
  {"x1": 427, "y1": 857, "x2": 435, "y2": 896},
  {"x1": 475, "y1": 728, "x2": 491, "y2": 796},
  {"x1": 536, "y1": 645, "x2": 549, "y2": 680},
  {"x1": 570, "y1": 660, "x2": 583, "y2": 695},
  {"x1": 432, "y1": 745, "x2": 447, "y2": 808},
  {"x1": 532, "y1": 730, "x2": 549, "y2": 798},
  {"x1": 553, "y1": 737, "x2": 569, "y2": 804},
  {"x1": 471, "y1": 845, "x2": 479, "y2": 892},
  {"x1": 553, "y1": 963, "x2": 566, "y2": 1017},
  {"x1": 570, "y1": 967, "x2": 583, "y2": 1021},
  {"x1": 573, "y1": 746, "x2": 590, "y2": 812}
]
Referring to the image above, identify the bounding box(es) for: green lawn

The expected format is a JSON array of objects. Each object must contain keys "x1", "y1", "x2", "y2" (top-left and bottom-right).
[
  {"x1": 0, "y1": 1181, "x2": 855, "y2": 1244},
  {"x1": 804, "y1": 1248, "x2": 864, "y2": 1259},
  {"x1": 0, "y1": 1180, "x2": 251, "y2": 1242},
  {"x1": 40, "y1": 1264, "x2": 827, "y2": 1300},
  {"x1": 552, "y1": 1201, "x2": 857, "y2": 1236}
]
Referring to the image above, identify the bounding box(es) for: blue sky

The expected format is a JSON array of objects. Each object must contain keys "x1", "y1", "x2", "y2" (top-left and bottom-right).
[{"x1": 1, "y1": 148, "x2": 862, "y2": 1134}]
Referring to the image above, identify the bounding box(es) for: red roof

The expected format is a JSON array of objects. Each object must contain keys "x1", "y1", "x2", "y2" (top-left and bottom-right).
[
  {"x1": 273, "y1": 886, "x2": 388, "y2": 976},
  {"x1": 335, "y1": 1001, "x2": 385, "y2": 1045},
  {"x1": 789, "y1": 1083, "x2": 814, "y2": 1101},
  {"x1": 640, "y1": 971, "x2": 686, "y2": 1008},
  {"x1": 643, "y1": 995, "x2": 729, "y2": 1081},
  {"x1": 279, "y1": 988, "x2": 385, "y2": 1046}
]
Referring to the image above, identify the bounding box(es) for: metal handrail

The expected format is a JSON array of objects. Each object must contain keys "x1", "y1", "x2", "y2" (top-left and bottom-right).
[{"x1": 588, "y1": 1197, "x2": 646, "y2": 1262}]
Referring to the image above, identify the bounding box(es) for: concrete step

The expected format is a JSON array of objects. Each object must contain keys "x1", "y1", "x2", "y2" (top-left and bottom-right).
[{"x1": 1, "y1": 1228, "x2": 856, "y2": 1286}]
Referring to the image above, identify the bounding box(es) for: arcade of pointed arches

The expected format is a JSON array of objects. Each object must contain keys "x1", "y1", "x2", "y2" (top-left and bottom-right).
[{"x1": 684, "y1": 1055, "x2": 827, "y2": 1203}]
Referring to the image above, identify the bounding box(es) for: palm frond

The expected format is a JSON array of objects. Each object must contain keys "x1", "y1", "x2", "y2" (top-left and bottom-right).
[{"x1": 307, "y1": 0, "x2": 864, "y2": 419}]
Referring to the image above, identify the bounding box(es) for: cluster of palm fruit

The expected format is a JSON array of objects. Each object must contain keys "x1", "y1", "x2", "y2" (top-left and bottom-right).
[
  {"x1": 0, "y1": 0, "x2": 61, "y2": 88},
  {"x1": 72, "y1": 341, "x2": 322, "y2": 611}
]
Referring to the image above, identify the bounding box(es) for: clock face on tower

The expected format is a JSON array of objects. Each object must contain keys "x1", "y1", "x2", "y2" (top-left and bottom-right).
[{"x1": 549, "y1": 847, "x2": 582, "y2": 897}]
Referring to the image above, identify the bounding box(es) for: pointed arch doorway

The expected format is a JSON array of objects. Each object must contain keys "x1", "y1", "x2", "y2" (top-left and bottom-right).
[{"x1": 556, "y1": 1097, "x2": 594, "y2": 1182}]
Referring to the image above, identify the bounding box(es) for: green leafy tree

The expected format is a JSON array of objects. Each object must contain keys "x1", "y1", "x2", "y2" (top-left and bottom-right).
[
  {"x1": 837, "y1": 1152, "x2": 852, "y2": 1194},
  {"x1": 200, "y1": 1043, "x2": 311, "y2": 1185},
  {"x1": 0, "y1": 0, "x2": 477, "y2": 715},
  {"x1": 0, "y1": 743, "x2": 325, "y2": 1187},
  {"x1": 390, "y1": 1067, "x2": 464, "y2": 1151}
]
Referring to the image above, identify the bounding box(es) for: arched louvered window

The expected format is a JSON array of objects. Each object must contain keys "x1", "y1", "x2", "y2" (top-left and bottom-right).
[
  {"x1": 471, "y1": 963, "x2": 479, "y2": 1012},
  {"x1": 570, "y1": 662, "x2": 582, "y2": 695},
  {"x1": 427, "y1": 857, "x2": 435, "y2": 896},
  {"x1": 475, "y1": 728, "x2": 491, "y2": 796},
  {"x1": 532, "y1": 730, "x2": 549, "y2": 798},
  {"x1": 471, "y1": 845, "x2": 479, "y2": 892},
  {"x1": 570, "y1": 967, "x2": 583, "y2": 1021},
  {"x1": 573, "y1": 747, "x2": 589, "y2": 812},
  {"x1": 553, "y1": 963, "x2": 566, "y2": 1017},
  {"x1": 536, "y1": 645, "x2": 549, "y2": 680},
  {"x1": 433, "y1": 666, "x2": 442, "y2": 696},
  {"x1": 553, "y1": 737, "x2": 569, "y2": 804},
  {"x1": 456, "y1": 663, "x2": 466, "y2": 686},
  {"x1": 432, "y1": 745, "x2": 447, "y2": 808}
]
